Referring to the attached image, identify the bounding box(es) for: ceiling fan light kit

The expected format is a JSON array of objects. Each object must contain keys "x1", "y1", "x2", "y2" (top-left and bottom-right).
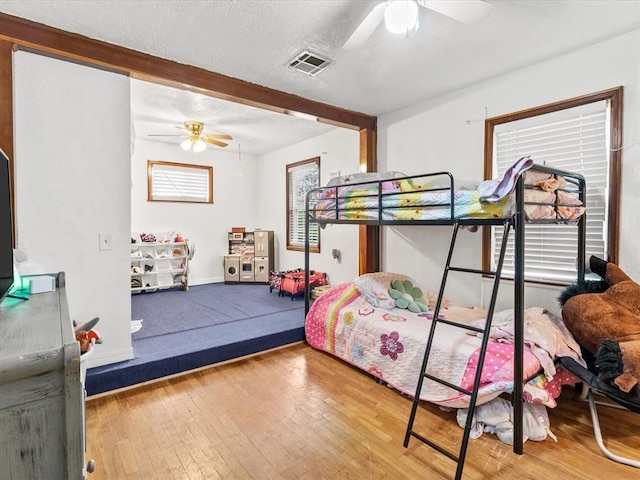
[
  {"x1": 384, "y1": 0, "x2": 419, "y2": 34},
  {"x1": 181, "y1": 138, "x2": 206, "y2": 153},
  {"x1": 343, "y1": 0, "x2": 492, "y2": 50},
  {"x1": 181, "y1": 121, "x2": 207, "y2": 152},
  {"x1": 149, "y1": 120, "x2": 232, "y2": 152}
]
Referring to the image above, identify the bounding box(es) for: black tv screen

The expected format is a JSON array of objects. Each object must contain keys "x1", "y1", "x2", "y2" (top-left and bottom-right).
[{"x1": 0, "y1": 148, "x2": 14, "y2": 301}]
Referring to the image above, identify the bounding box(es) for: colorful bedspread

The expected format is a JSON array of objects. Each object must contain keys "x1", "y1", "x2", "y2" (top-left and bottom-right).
[
  {"x1": 309, "y1": 158, "x2": 585, "y2": 223},
  {"x1": 313, "y1": 188, "x2": 515, "y2": 222},
  {"x1": 305, "y1": 283, "x2": 580, "y2": 408}
]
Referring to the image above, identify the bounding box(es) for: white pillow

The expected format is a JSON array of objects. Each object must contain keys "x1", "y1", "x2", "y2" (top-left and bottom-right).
[{"x1": 354, "y1": 272, "x2": 417, "y2": 310}]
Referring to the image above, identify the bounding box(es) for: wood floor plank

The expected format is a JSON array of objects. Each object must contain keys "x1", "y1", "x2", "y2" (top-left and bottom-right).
[{"x1": 86, "y1": 343, "x2": 640, "y2": 479}]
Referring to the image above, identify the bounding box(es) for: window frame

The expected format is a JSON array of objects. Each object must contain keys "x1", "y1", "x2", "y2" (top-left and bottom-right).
[
  {"x1": 482, "y1": 87, "x2": 622, "y2": 283},
  {"x1": 286, "y1": 157, "x2": 320, "y2": 253},
  {"x1": 147, "y1": 160, "x2": 213, "y2": 204}
]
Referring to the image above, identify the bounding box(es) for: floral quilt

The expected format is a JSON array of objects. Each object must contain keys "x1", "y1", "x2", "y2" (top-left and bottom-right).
[{"x1": 305, "y1": 282, "x2": 578, "y2": 408}]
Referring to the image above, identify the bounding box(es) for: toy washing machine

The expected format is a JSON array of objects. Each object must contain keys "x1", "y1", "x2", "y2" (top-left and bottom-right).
[{"x1": 224, "y1": 255, "x2": 240, "y2": 282}]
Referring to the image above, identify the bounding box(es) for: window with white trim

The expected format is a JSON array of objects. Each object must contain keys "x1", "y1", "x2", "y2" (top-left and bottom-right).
[
  {"x1": 287, "y1": 157, "x2": 320, "y2": 252},
  {"x1": 484, "y1": 88, "x2": 621, "y2": 284},
  {"x1": 147, "y1": 160, "x2": 213, "y2": 203}
]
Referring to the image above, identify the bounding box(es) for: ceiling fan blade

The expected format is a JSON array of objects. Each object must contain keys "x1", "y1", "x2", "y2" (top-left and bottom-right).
[
  {"x1": 343, "y1": 2, "x2": 386, "y2": 50},
  {"x1": 202, "y1": 134, "x2": 233, "y2": 141},
  {"x1": 419, "y1": 0, "x2": 492, "y2": 24},
  {"x1": 201, "y1": 137, "x2": 229, "y2": 148},
  {"x1": 148, "y1": 134, "x2": 184, "y2": 137}
]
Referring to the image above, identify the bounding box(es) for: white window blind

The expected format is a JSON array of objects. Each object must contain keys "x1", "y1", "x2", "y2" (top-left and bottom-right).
[
  {"x1": 492, "y1": 101, "x2": 609, "y2": 283},
  {"x1": 148, "y1": 161, "x2": 212, "y2": 203},
  {"x1": 287, "y1": 160, "x2": 319, "y2": 250}
]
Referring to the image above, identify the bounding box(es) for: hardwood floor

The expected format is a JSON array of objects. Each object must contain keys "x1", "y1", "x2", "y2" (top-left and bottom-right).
[{"x1": 86, "y1": 343, "x2": 639, "y2": 479}]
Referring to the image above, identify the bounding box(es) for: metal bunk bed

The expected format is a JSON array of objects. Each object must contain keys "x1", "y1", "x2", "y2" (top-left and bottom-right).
[{"x1": 302, "y1": 163, "x2": 586, "y2": 480}]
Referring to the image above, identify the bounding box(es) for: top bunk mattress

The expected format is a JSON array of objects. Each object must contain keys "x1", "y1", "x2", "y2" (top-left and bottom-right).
[{"x1": 307, "y1": 157, "x2": 585, "y2": 225}]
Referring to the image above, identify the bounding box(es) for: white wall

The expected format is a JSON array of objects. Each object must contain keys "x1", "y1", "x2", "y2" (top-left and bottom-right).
[
  {"x1": 258, "y1": 128, "x2": 360, "y2": 286},
  {"x1": 378, "y1": 29, "x2": 640, "y2": 313},
  {"x1": 13, "y1": 51, "x2": 133, "y2": 367},
  {"x1": 131, "y1": 138, "x2": 259, "y2": 284}
]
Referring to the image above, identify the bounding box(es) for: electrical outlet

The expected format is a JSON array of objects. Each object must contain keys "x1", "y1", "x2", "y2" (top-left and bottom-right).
[{"x1": 99, "y1": 232, "x2": 112, "y2": 251}]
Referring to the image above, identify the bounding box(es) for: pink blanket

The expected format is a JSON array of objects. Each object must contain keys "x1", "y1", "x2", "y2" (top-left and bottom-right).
[{"x1": 306, "y1": 283, "x2": 579, "y2": 408}]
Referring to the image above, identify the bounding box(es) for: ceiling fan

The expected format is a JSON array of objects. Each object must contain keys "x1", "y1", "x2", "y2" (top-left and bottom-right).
[
  {"x1": 149, "y1": 120, "x2": 233, "y2": 152},
  {"x1": 343, "y1": 0, "x2": 493, "y2": 50}
]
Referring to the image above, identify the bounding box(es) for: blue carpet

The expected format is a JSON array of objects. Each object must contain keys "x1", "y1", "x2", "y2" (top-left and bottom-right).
[
  {"x1": 130, "y1": 283, "x2": 303, "y2": 339},
  {"x1": 85, "y1": 283, "x2": 306, "y2": 396}
]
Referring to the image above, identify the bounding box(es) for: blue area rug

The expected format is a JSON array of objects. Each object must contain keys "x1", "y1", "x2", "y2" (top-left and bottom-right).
[
  {"x1": 85, "y1": 283, "x2": 306, "y2": 396},
  {"x1": 131, "y1": 283, "x2": 303, "y2": 339}
]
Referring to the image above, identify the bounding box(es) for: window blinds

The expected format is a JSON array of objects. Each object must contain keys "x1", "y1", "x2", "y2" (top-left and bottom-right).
[
  {"x1": 287, "y1": 165, "x2": 319, "y2": 248},
  {"x1": 149, "y1": 162, "x2": 212, "y2": 203},
  {"x1": 493, "y1": 101, "x2": 609, "y2": 283}
]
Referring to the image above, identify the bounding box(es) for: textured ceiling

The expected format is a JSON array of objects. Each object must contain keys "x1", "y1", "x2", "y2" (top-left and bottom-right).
[
  {"x1": 1, "y1": 0, "x2": 639, "y2": 155},
  {"x1": 129, "y1": 79, "x2": 337, "y2": 156}
]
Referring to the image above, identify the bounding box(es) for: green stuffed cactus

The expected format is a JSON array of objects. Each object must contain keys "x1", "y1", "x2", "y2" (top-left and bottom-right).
[{"x1": 389, "y1": 279, "x2": 428, "y2": 313}]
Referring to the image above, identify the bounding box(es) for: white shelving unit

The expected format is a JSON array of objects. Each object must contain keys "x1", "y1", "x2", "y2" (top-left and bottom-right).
[{"x1": 131, "y1": 233, "x2": 189, "y2": 293}]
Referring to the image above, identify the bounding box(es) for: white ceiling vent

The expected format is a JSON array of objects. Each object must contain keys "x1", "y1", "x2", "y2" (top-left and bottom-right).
[{"x1": 288, "y1": 50, "x2": 331, "y2": 76}]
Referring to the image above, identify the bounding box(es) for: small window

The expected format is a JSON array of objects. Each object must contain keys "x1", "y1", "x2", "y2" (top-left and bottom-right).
[
  {"x1": 147, "y1": 160, "x2": 213, "y2": 203},
  {"x1": 484, "y1": 87, "x2": 622, "y2": 284},
  {"x1": 287, "y1": 157, "x2": 320, "y2": 252}
]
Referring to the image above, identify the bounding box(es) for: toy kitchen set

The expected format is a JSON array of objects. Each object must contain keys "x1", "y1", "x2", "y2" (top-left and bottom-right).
[{"x1": 224, "y1": 229, "x2": 274, "y2": 283}]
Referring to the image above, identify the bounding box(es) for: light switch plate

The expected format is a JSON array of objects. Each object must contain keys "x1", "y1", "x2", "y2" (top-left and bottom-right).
[{"x1": 99, "y1": 232, "x2": 112, "y2": 251}]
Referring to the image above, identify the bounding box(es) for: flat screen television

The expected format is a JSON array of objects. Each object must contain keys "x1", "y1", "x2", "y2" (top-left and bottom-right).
[{"x1": 0, "y1": 148, "x2": 15, "y2": 302}]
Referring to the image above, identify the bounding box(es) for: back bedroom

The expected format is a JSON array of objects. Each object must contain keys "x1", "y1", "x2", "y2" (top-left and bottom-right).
[{"x1": 1, "y1": 2, "x2": 639, "y2": 479}]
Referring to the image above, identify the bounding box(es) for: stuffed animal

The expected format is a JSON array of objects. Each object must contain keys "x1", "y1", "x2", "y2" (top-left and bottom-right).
[
  {"x1": 73, "y1": 317, "x2": 102, "y2": 353},
  {"x1": 389, "y1": 279, "x2": 428, "y2": 313},
  {"x1": 559, "y1": 256, "x2": 640, "y2": 393},
  {"x1": 75, "y1": 330, "x2": 92, "y2": 353}
]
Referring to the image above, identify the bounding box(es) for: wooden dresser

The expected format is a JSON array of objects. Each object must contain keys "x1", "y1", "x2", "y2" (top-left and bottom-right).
[{"x1": 0, "y1": 272, "x2": 88, "y2": 479}]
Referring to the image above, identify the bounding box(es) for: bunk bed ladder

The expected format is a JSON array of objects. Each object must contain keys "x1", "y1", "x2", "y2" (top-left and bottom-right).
[{"x1": 404, "y1": 219, "x2": 512, "y2": 480}]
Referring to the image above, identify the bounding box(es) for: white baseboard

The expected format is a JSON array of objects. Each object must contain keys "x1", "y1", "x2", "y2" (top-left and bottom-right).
[{"x1": 87, "y1": 346, "x2": 134, "y2": 369}]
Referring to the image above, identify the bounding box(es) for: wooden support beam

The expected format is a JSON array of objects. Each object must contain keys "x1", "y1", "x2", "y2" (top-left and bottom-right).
[
  {"x1": 0, "y1": 13, "x2": 375, "y2": 132},
  {"x1": 359, "y1": 127, "x2": 378, "y2": 274}
]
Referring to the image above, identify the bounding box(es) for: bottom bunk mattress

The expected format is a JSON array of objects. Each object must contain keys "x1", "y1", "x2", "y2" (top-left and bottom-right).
[{"x1": 305, "y1": 282, "x2": 582, "y2": 409}]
